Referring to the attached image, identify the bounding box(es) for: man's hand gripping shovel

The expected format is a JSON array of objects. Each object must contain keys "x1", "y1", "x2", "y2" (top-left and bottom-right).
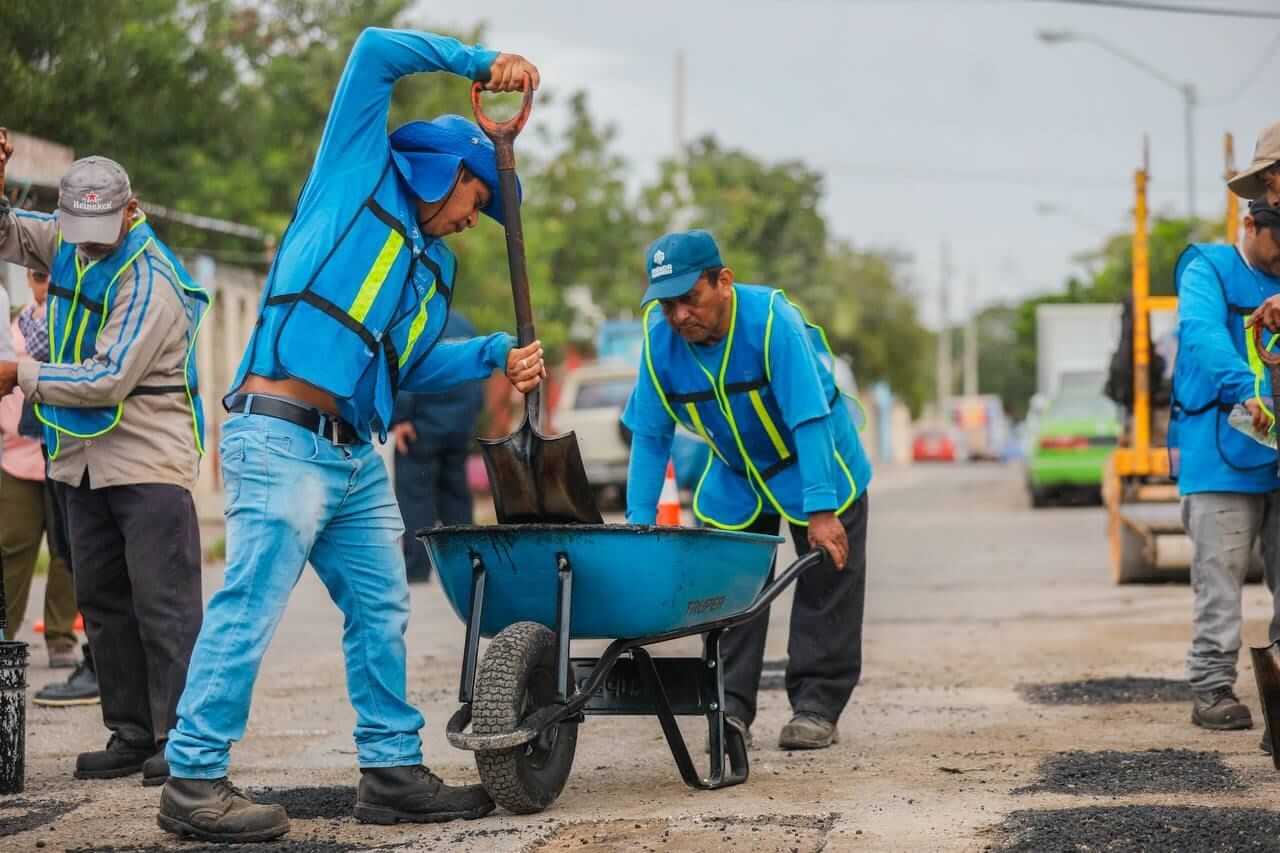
[{"x1": 471, "y1": 80, "x2": 602, "y2": 525}]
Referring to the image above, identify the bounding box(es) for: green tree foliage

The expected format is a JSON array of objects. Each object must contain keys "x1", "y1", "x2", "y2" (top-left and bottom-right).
[{"x1": 0, "y1": 0, "x2": 934, "y2": 405}]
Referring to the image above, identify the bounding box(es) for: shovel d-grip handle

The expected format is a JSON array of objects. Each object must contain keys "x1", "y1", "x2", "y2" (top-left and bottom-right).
[
  {"x1": 1253, "y1": 322, "x2": 1280, "y2": 476},
  {"x1": 471, "y1": 80, "x2": 534, "y2": 170}
]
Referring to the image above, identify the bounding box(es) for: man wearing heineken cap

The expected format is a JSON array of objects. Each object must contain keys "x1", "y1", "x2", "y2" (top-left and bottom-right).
[
  {"x1": 0, "y1": 138, "x2": 208, "y2": 787},
  {"x1": 158, "y1": 28, "x2": 546, "y2": 843},
  {"x1": 622, "y1": 229, "x2": 873, "y2": 751}
]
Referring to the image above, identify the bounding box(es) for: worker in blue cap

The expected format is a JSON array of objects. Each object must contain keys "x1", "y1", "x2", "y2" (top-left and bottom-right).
[
  {"x1": 623, "y1": 230, "x2": 873, "y2": 752},
  {"x1": 159, "y1": 28, "x2": 546, "y2": 842}
]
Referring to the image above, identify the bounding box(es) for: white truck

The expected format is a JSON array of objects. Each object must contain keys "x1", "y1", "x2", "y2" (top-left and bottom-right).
[{"x1": 1035, "y1": 304, "x2": 1123, "y2": 400}]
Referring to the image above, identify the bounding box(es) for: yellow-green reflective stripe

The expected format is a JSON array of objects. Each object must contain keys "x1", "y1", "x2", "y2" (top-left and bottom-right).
[
  {"x1": 399, "y1": 283, "x2": 438, "y2": 368},
  {"x1": 73, "y1": 312, "x2": 91, "y2": 363},
  {"x1": 1248, "y1": 315, "x2": 1277, "y2": 423},
  {"x1": 349, "y1": 230, "x2": 404, "y2": 324},
  {"x1": 749, "y1": 389, "x2": 790, "y2": 459},
  {"x1": 642, "y1": 302, "x2": 682, "y2": 424}
]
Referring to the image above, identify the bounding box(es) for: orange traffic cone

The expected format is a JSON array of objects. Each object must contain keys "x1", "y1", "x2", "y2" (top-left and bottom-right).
[
  {"x1": 33, "y1": 613, "x2": 85, "y2": 634},
  {"x1": 657, "y1": 461, "x2": 683, "y2": 527}
]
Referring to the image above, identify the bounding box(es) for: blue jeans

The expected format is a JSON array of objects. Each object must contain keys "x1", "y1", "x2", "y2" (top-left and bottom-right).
[{"x1": 166, "y1": 412, "x2": 423, "y2": 778}]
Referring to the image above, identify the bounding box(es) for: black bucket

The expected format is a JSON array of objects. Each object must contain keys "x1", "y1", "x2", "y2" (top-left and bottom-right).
[{"x1": 0, "y1": 640, "x2": 30, "y2": 794}]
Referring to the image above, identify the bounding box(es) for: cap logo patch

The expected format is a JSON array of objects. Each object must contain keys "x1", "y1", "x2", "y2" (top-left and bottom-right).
[
  {"x1": 653, "y1": 250, "x2": 665, "y2": 264},
  {"x1": 73, "y1": 192, "x2": 114, "y2": 212}
]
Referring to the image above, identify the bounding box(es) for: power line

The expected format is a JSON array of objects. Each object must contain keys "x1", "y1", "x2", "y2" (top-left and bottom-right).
[
  {"x1": 1029, "y1": 0, "x2": 1280, "y2": 19},
  {"x1": 1203, "y1": 29, "x2": 1280, "y2": 103}
]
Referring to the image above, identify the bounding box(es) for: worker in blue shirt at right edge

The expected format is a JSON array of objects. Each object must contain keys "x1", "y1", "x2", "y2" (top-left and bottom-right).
[{"x1": 623, "y1": 229, "x2": 872, "y2": 751}]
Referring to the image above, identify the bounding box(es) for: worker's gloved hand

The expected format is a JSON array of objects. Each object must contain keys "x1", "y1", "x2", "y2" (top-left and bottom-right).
[
  {"x1": 484, "y1": 54, "x2": 540, "y2": 93},
  {"x1": 506, "y1": 339, "x2": 546, "y2": 394},
  {"x1": 807, "y1": 511, "x2": 849, "y2": 571},
  {"x1": 1251, "y1": 295, "x2": 1280, "y2": 333},
  {"x1": 390, "y1": 422, "x2": 417, "y2": 455},
  {"x1": 1246, "y1": 398, "x2": 1273, "y2": 436}
]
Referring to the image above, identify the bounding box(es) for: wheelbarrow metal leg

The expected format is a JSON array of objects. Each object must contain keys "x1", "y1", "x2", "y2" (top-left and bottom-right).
[
  {"x1": 459, "y1": 553, "x2": 488, "y2": 704},
  {"x1": 633, "y1": 645, "x2": 748, "y2": 790},
  {"x1": 555, "y1": 553, "x2": 574, "y2": 702}
]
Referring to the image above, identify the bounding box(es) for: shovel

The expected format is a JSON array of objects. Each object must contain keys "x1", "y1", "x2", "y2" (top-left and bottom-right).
[
  {"x1": 1250, "y1": 322, "x2": 1280, "y2": 767},
  {"x1": 471, "y1": 81, "x2": 602, "y2": 525}
]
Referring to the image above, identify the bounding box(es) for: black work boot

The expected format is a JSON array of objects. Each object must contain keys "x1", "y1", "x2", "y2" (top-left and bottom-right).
[
  {"x1": 33, "y1": 645, "x2": 99, "y2": 707},
  {"x1": 75, "y1": 734, "x2": 153, "y2": 780},
  {"x1": 355, "y1": 765, "x2": 494, "y2": 824},
  {"x1": 142, "y1": 752, "x2": 170, "y2": 787},
  {"x1": 1191, "y1": 686, "x2": 1253, "y2": 731},
  {"x1": 158, "y1": 777, "x2": 290, "y2": 843}
]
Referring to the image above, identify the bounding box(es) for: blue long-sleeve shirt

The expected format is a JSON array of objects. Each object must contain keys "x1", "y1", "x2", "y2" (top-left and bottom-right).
[
  {"x1": 230, "y1": 28, "x2": 511, "y2": 435},
  {"x1": 1179, "y1": 252, "x2": 1257, "y2": 408},
  {"x1": 624, "y1": 310, "x2": 843, "y2": 524}
]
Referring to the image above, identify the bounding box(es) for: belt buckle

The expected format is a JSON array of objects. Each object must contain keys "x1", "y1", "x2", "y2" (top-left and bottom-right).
[{"x1": 325, "y1": 415, "x2": 353, "y2": 447}]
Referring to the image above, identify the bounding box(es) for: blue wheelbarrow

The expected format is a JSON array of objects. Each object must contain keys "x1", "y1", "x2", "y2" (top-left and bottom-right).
[{"x1": 418, "y1": 524, "x2": 824, "y2": 814}]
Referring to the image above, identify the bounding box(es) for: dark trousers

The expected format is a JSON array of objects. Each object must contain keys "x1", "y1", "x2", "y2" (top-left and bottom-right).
[
  {"x1": 394, "y1": 447, "x2": 472, "y2": 581},
  {"x1": 719, "y1": 494, "x2": 868, "y2": 727},
  {"x1": 64, "y1": 478, "x2": 202, "y2": 748}
]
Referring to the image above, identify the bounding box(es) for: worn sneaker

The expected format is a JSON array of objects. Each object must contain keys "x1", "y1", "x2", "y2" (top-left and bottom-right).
[
  {"x1": 47, "y1": 642, "x2": 79, "y2": 669},
  {"x1": 33, "y1": 657, "x2": 99, "y2": 707},
  {"x1": 75, "y1": 734, "x2": 153, "y2": 780},
  {"x1": 142, "y1": 752, "x2": 170, "y2": 787},
  {"x1": 1191, "y1": 687, "x2": 1253, "y2": 731},
  {"x1": 355, "y1": 765, "x2": 493, "y2": 824},
  {"x1": 704, "y1": 715, "x2": 753, "y2": 754},
  {"x1": 158, "y1": 777, "x2": 290, "y2": 843},
  {"x1": 778, "y1": 712, "x2": 840, "y2": 750}
]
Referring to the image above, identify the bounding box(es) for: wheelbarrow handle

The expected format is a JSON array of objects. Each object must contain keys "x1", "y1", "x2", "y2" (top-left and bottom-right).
[{"x1": 470, "y1": 79, "x2": 534, "y2": 170}]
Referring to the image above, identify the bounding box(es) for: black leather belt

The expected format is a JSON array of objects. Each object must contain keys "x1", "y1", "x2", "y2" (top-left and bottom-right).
[{"x1": 226, "y1": 394, "x2": 362, "y2": 446}]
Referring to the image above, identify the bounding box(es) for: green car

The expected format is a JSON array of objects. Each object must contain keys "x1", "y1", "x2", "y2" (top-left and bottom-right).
[{"x1": 1026, "y1": 392, "x2": 1121, "y2": 507}]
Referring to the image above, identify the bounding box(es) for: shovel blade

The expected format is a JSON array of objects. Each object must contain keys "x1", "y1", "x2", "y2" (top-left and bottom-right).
[
  {"x1": 1251, "y1": 640, "x2": 1280, "y2": 769},
  {"x1": 479, "y1": 419, "x2": 603, "y2": 525}
]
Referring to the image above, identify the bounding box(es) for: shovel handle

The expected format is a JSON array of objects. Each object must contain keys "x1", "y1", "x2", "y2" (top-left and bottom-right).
[
  {"x1": 471, "y1": 80, "x2": 534, "y2": 169},
  {"x1": 472, "y1": 79, "x2": 541, "y2": 425}
]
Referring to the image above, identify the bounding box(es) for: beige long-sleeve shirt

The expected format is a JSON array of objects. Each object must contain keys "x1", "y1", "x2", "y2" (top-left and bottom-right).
[{"x1": 0, "y1": 208, "x2": 202, "y2": 490}]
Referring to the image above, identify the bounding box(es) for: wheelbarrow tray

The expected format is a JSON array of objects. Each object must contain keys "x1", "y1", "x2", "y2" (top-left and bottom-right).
[{"x1": 420, "y1": 524, "x2": 784, "y2": 639}]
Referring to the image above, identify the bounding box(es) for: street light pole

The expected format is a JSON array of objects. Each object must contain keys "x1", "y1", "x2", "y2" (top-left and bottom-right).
[{"x1": 1037, "y1": 29, "x2": 1197, "y2": 219}]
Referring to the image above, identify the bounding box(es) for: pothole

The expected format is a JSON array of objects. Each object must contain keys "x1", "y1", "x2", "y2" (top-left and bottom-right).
[
  {"x1": 991, "y1": 806, "x2": 1280, "y2": 852},
  {"x1": 247, "y1": 786, "x2": 357, "y2": 820},
  {"x1": 528, "y1": 813, "x2": 838, "y2": 853},
  {"x1": 0, "y1": 797, "x2": 85, "y2": 838},
  {"x1": 1018, "y1": 677, "x2": 1193, "y2": 705},
  {"x1": 1017, "y1": 749, "x2": 1243, "y2": 795}
]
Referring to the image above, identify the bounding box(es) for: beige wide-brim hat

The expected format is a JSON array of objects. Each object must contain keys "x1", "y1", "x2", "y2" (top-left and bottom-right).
[{"x1": 1229, "y1": 121, "x2": 1280, "y2": 200}]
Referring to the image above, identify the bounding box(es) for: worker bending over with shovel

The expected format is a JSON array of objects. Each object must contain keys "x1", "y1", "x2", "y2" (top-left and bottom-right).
[
  {"x1": 623, "y1": 230, "x2": 872, "y2": 750},
  {"x1": 1173, "y1": 120, "x2": 1280, "y2": 738},
  {"x1": 159, "y1": 28, "x2": 546, "y2": 843}
]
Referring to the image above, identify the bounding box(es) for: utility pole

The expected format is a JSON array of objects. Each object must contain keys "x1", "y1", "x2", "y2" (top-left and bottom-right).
[
  {"x1": 963, "y1": 271, "x2": 979, "y2": 397},
  {"x1": 935, "y1": 242, "x2": 952, "y2": 420},
  {"x1": 671, "y1": 49, "x2": 694, "y2": 231}
]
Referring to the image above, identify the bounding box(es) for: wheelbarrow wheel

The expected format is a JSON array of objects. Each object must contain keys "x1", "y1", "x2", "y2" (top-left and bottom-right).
[{"x1": 473, "y1": 621, "x2": 578, "y2": 814}]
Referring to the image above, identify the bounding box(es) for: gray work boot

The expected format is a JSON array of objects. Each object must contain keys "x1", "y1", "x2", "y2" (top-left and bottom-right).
[
  {"x1": 779, "y1": 712, "x2": 840, "y2": 750},
  {"x1": 704, "y1": 715, "x2": 752, "y2": 754},
  {"x1": 355, "y1": 765, "x2": 493, "y2": 824},
  {"x1": 1191, "y1": 687, "x2": 1253, "y2": 731},
  {"x1": 157, "y1": 777, "x2": 290, "y2": 843}
]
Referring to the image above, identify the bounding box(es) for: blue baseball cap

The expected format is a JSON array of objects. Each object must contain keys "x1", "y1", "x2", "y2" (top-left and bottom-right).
[
  {"x1": 641, "y1": 230, "x2": 723, "y2": 304},
  {"x1": 388, "y1": 115, "x2": 521, "y2": 226}
]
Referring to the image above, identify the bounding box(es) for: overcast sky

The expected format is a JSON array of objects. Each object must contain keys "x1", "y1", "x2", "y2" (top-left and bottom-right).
[{"x1": 425, "y1": 0, "x2": 1279, "y2": 327}]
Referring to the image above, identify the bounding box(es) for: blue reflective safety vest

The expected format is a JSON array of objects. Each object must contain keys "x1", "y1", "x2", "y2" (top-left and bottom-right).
[
  {"x1": 238, "y1": 160, "x2": 455, "y2": 433},
  {"x1": 37, "y1": 216, "x2": 209, "y2": 460},
  {"x1": 1171, "y1": 243, "x2": 1280, "y2": 493},
  {"x1": 641, "y1": 284, "x2": 870, "y2": 528}
]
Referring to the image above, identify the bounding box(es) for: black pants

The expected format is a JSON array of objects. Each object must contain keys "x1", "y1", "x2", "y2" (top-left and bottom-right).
[
  {"x1": 63, "y1": 478, "x2": 202, "y2": 748},
  {"x1": 719, "y1": 494, "x2": 868, "y2": 727},
  {"x1": 394, "y1": 447, "x2": 472, "y2": 581}
]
